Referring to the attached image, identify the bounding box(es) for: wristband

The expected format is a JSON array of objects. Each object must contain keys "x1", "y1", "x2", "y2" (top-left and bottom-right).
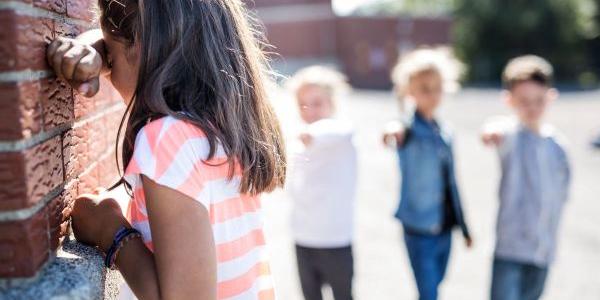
[{"x1": 104, "y1": 226, "x2": 142, "y2": 269}]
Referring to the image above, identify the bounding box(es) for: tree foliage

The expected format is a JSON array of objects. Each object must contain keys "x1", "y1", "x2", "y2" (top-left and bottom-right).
[{"x1": 452, "y1": 0, "x2": 599, "y2": 84}]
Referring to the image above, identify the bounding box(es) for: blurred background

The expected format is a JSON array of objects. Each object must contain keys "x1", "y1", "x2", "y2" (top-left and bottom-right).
[
  {"x1": 246, "y1": 0, "x2": 600, "y2": 89},
  {"x1": 241, "y1": 1, "x2": 600, "y2": 299}
]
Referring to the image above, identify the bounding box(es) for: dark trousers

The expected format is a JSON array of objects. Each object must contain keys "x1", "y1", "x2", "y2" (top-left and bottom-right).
[
  {"x1": 295, "y1": 244, "x2": 354, "y2": 300},
  {"x1": 403, "y1": 230, "x2": 452, "y2": 300},
  {"x1": 491, "y1": 258, "x2": 548, "y2": 300}
]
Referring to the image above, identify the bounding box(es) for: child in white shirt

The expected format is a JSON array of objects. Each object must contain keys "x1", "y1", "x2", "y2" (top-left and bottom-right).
[{"x1": 287, "y1": 66, "x2": 357, "y2": 300}]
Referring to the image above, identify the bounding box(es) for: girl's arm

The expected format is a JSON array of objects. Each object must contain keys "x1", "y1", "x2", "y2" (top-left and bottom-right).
[
  {"x1": 73, "y1": 177, "x2": 217, "y2": 300},
  {"x1": 382, "y1": 120, "x2": 407, "y2": 148},
  {"x1": 141, "y1": 175, "x2": 217, "y2": 299}
]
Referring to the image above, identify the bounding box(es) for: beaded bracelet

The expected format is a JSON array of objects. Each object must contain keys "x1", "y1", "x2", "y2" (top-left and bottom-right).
[{"x1": 104, "y1": 226, "x2": 142, "y2": 269}]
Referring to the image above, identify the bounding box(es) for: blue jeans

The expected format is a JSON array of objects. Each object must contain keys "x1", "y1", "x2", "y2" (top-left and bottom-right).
[
  {"x1": 403, "y1": 230, "x2": 452, "y2": 300},
  {"x1": 491, "y1": 258, "x2": 548, "y2": 300}
]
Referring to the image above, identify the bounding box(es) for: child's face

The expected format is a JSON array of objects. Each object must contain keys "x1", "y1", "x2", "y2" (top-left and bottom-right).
[
  {"x1": 406, "y1": 70, "x2": 443, "y2": 116},
  {"x1": 506, "y1": 81, "x2": 556, "y2": 126},
  {"x1": 296, "y1": 85, "x2": 334, "y2": 124},
  {"x1": 103, "y1": 33, "x2": 139, "y2": 103}
]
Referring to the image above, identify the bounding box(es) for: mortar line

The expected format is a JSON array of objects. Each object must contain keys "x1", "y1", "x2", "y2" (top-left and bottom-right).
[
  {"x1": 0, "y1": 183, "x2": 65, "y2": 222},
  {"x1": 0, "y1": 70, "x2": 53, "y2": 83},
  {"x1": 0, "y1": 147, "x2": 116, "y2": 222}
]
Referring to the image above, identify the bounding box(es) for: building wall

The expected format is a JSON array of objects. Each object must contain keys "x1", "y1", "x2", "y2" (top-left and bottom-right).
[
  {"x1": 247, "y1": 0, "x2": 337, "y2": 59},
  {"x1": 0, "y1": 0, "x2": 124, "y2": 279},
  {"x1": 246, "y1": 0, "x2": 453, "y2": 89},
  {"x1": 337, "y1": 16, "x2": 453, "y2": 89}
]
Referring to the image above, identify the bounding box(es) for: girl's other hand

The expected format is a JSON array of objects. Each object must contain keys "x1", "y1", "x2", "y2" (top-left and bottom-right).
[
  {"x1": 47, "y1": 37, "x2": 102, "y2": 97},
  {"x1": 71, "y1": 192, "x2": 129, "y2": 253}
]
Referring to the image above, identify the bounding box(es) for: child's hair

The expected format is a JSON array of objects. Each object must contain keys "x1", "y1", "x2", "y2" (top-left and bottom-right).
[
  {"x1": 99, "y1": 0, "x2": 286, "y2": 195},
  {"x1": 391, "y1": 47, "x2": 463, "y2": 98},
  {"x1": 286, "y1": 66, "x2": 350, "y2": 113},
  {"x1": 502, "y1": 55, "x2": 554, "y2": 90}
]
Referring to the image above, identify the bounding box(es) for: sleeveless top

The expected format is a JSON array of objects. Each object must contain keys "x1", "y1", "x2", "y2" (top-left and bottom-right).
[{"x1": 123, "y1": 115, "x2": 275, "y2": 299}]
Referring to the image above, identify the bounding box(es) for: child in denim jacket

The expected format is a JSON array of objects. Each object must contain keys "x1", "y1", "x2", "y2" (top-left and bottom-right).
[{"x1": 383, "y1": 48, "x2": 472, "y2": 300}]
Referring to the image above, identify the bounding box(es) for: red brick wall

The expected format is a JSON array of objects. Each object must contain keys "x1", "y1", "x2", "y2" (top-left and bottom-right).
[
  {"x1": 337, "y1": 16, "x2": 453, "y2": 89},
  {"x1": 245, "y1": 0, "x2": 336, "y2": 58},
  {"x1": 0, "y1": 0, "x2": 124, "y2": 279},
  {"x1": 260, "y1": 19, "x2": 337, "y2": 58}
]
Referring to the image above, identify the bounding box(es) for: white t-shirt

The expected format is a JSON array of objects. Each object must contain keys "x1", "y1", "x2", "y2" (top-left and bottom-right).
[{"x1": 287, "y1": 118, "x2": 358, "y2": 248}]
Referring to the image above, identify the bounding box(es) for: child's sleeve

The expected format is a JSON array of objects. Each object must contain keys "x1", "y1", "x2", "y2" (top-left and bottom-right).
[
  {"x1": 125, "y1": 118, "x2": 213, "y2": 209},
  {"x1": 554, "y1": 133, "x2": 572, "y2": 202},
  {"x1": 306, "y1": 119, "x2": 354, "y2": 151}
]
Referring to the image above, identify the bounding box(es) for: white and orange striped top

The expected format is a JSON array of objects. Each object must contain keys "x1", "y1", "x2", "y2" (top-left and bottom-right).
[{"x1": 123, "y1": 115, "x2": 275, "y2": 300}]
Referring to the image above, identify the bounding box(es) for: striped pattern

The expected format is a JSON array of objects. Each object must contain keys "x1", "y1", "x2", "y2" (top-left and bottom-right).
[{"x1": 123, "y1": 116, "x2": 275, "y2": 300}]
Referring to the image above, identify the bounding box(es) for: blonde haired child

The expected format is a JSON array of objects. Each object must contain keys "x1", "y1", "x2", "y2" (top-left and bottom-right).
[
  {"x1": 383, "y1": 48, "x2": 471, "y2": 300},
  {"x1": 287, "y1": 66, "x2": 357, "y2": 300}
]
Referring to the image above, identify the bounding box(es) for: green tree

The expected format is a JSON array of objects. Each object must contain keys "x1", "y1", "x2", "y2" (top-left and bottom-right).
[{"x1": 453, "y1": 0, "x2": 598, "y2": 84}]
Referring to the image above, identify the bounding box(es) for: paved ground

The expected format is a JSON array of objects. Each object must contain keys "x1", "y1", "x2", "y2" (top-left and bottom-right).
[{"x1": 262, "y1": 87, "x2": 600, "y2": 300}]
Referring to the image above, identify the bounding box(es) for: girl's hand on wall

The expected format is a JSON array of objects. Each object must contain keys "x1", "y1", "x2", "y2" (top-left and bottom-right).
[
  {"x1": 47, "y1": 37, "x2": 103, "y2": 97},
  {"x1": 71, "y1": 193, "x2": 129, "y2": 253}
]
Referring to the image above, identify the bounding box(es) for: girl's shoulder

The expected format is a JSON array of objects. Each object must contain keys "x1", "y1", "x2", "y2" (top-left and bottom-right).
[
  {"x1": 139, "y1": 115, "x2": 206, "y2": 141},
  {"x1": 136, "y1": 115, "x2": 211, "y2": 154},
  {"x1": 126, "y1": 115, "x2": 230, "y2": 207}
]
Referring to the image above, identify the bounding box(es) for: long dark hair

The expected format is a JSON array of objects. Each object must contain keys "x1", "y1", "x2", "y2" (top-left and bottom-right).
[{"x1": 99, "y1": 0, "x2": 286, "y2": 195}]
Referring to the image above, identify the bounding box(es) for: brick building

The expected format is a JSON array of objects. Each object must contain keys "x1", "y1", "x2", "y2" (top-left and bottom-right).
[
  {"x1": 246, "y1": 0, "x2": 453, "y2": 89},
  {"x1": 0, "y1": 0, "x2": 123, "y2": 287}
]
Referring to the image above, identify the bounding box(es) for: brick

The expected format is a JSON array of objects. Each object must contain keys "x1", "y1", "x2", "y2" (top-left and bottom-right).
[
  {"x1": 46, "y1": 193, "x2": 70, "y2": 251},
  {"x1": 97, "y1": 150, "x2": 119, "y2": 187},
  {"x1": 62, "y1": 117, "x2": 108, "y2": 181},
  {"x1": 33, "y1": 0, "x2": 68, "y2": 15},
  {"x1": 0, "y1": 11, "x2": 89, "y2": 72},
  {"x1": 0, "y1": 153, "x2": 27, "y2": 211},
  {"x1": 0, "y1": 136, "x2": 63, "y2": 211},
  {"x1": 41, "y1": 77, "x2": 74, "y2": 131},
  {"x1": 0, "y1": 209, "x2": 50, "y2": 278},
  {"x1": 103, "y1": 105, "x2": 126, "y2": 149},
  {"x1": 76, "y1": 163, "x2": 99, "y2": 195},
  {"x1": 66, "y1": 0, "x2": 98, "y2": 21},
  {"x1": 74, "y1": 77, "x2": 121, "y2": 119},
  {"x1": 0, "y1": 81, "x2": 43, "y2": 140},
  {"x1": 12, "y1": 0, "x2": 69, "y2": 15},
  {"x1": 0, "y1": 12, "x2": 53, "y2": 72},
  {"x1": 0, "y1": 78, "x2": 74, "y2": 141},
  {"x1": 53, "y1": 15, "x2": 84, "y2": 39}
]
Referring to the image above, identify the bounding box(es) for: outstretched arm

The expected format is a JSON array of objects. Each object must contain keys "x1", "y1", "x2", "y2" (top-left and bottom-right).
[{"x1": 382, "y1": 120, "x2": 407, "y2": 148}]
